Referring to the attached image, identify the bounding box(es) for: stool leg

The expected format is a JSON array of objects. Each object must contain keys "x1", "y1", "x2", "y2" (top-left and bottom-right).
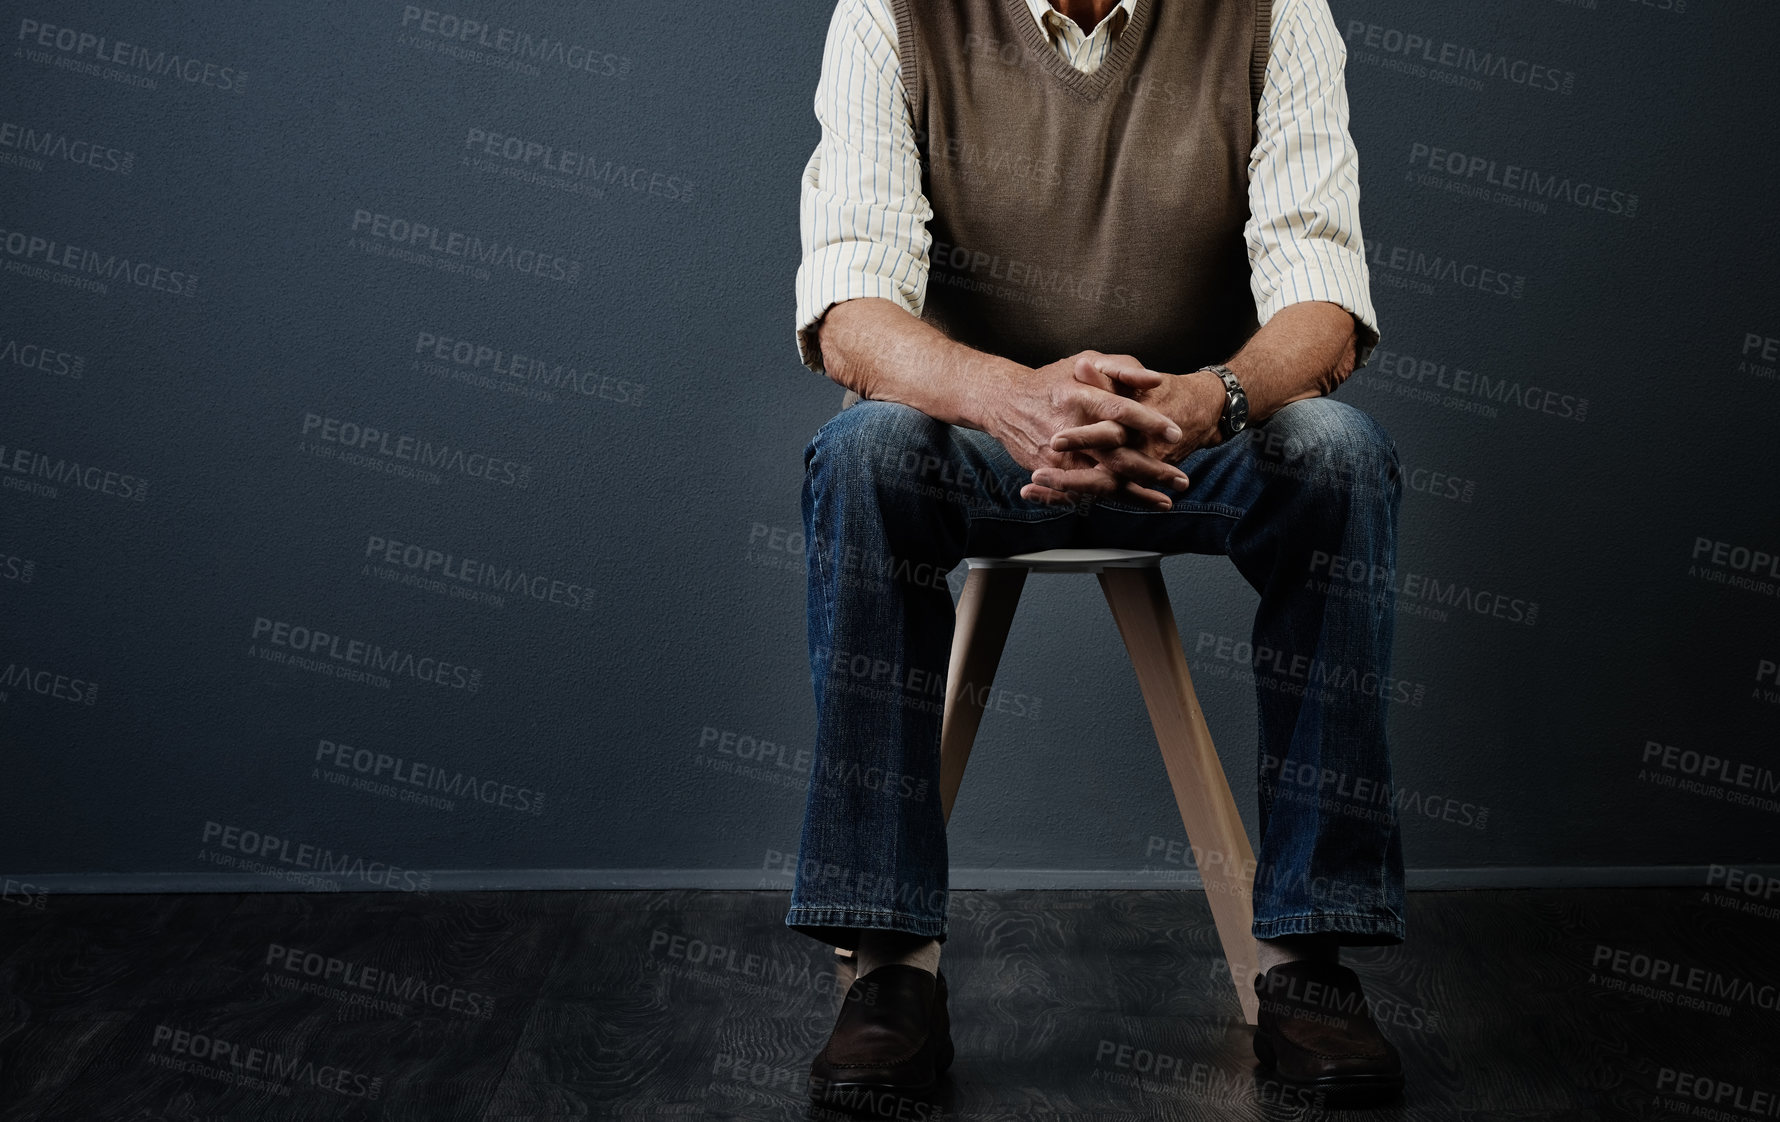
[
  {"x1": 1097, "y1": 565, "x2": 1261, "y2": 1025},
  {"x1": 939, "y1": 566, "x2": 1027, "y2": 823}
]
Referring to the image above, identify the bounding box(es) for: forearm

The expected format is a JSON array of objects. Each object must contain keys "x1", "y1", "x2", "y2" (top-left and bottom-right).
[
  {"x1": 1220, "y1": 300, "x2": 1360, "y2": 425},
  {"x1": 811, "y1": 296, "x2": 1021, "y2": 430}
]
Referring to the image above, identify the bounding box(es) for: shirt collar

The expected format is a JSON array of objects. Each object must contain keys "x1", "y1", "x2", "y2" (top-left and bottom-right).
[{"x1": 1022, "y1": 0, "x2": 1140, "y2": 40}]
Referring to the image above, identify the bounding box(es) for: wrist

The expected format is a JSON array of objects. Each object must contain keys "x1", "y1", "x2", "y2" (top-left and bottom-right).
[
  {"x1": 1177, "y1": 368, "x2": 1227, "y2": 446},
  {"x1": 959, "y1": 354, "x2": 1024, "y2": 432}
]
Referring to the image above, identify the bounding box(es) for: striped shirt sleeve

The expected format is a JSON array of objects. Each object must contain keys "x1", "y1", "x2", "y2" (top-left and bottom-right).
[
  {"x1": 793, "y1": 0, "x2": 932, "y2": 376},
  {"x1": 1245, "y1": 0, "x2": 1382, "y2": 367}
]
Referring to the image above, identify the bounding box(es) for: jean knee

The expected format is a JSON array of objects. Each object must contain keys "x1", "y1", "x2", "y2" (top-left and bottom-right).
[
  {"x1": 806, "y1": 399, "x2": 946, "y2": 481},
  {"x1": 1261, "y1": 397, "x2": 1400, "y2": 490}
]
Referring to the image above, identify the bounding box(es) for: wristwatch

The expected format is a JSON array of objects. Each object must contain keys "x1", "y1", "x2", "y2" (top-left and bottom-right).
[{"x1": 1198, "y1": 363, "x2": 1249, "y2": 441}]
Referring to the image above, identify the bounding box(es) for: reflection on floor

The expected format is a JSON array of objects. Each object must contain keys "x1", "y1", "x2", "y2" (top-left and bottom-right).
[{"x1": 0, "y1": 887, "x2": 1770, "y2": 1119}]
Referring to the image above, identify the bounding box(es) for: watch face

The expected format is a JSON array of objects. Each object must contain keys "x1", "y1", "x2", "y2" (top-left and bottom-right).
[{"x1": 1230, "y1": 395, "x2": 1248, "y2": 430}]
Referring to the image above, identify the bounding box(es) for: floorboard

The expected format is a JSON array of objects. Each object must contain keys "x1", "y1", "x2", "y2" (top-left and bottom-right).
[{"x1": 0, "y1": 887, "x2": 1768, "y2": 1120}]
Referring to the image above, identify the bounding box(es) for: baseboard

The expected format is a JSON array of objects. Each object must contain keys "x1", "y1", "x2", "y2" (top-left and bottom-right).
[{"x1": 7, "y1": 864, "x2": 1771, "y2": 895}]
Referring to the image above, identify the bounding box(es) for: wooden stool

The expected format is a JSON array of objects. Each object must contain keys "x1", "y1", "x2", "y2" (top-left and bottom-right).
[{"x1": 834, "y1": 549, "x2": 1263, "y2": 1023}]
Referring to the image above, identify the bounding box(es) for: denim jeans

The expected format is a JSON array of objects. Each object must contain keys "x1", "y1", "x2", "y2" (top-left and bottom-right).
[{"x1": 784, "y1": 393, "x2": 1406, "y2": 950}]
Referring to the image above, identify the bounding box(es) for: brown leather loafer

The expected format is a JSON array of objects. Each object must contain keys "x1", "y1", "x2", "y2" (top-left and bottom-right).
[
  {"x1": 1252, "y1": 960, "x2": 1404, "y2": 1107},
  {"x1": 808, "y1": 964, "x2": 952, "y2": 1117}
]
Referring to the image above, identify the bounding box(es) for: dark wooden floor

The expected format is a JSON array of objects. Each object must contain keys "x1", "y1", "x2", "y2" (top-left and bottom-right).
[{"x1": 0, "y1": 887, "x2": 1770, "y2": 1120}]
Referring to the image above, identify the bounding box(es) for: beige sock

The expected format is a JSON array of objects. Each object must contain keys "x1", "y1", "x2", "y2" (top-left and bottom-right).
[
  {"x1": 855, "y1": 930, "x2": 941, "y2": 978},
  {"x1": 1255, "y1": 933, "x2": 1338, "y2": 978}
]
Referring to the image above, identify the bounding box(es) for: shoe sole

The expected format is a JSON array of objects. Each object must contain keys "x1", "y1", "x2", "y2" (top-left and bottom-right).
[
  {"x1": 1253, "y1": 1031, "x2": 1404, "y2": 1108},
  {"x1": 808, "y1": 1037, "x2": 952, "y2": 1117},
  {"x1": 808, "y1": 1074, "x2": 940, "y2": 1119}
]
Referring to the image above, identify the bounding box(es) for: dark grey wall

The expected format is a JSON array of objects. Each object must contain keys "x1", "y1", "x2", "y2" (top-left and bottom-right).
[{"x1": 4, "y1": 1, "x2": 1776, "y2": 896}]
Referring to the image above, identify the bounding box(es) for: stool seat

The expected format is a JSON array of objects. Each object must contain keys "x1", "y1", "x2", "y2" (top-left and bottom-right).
[{"x1": 965, "y1": 548, "x2": 1167, "y2": 572}]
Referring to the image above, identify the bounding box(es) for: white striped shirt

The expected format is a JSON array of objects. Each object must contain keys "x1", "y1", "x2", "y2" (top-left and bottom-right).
[
  {"x1": 794, "y1": 0, "x2": 1381, "y2": 377},
  {"x1": 1020, "y1": 0, "x2": 1138, "y2": 72}
]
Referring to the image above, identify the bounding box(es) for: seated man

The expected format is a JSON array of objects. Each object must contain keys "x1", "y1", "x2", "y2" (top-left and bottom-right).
[{"x1": 789, "y1": 0, "x2": 1409, "y2": 1109}]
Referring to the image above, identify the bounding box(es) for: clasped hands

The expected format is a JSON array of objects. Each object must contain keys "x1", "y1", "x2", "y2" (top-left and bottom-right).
[{"x1": 987, "y1": 350, "x2": 1223, "y2": 512}]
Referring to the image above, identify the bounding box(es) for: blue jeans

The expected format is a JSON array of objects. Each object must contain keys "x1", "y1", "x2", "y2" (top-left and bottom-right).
[{"x1": 785, "y1": 394, "x2": 1406, "y2": 950}]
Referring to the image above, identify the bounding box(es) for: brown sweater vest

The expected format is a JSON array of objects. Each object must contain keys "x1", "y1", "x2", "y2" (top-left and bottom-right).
[{"x1": 886, "y1": 0, "x2": 1271, "y2": 379}]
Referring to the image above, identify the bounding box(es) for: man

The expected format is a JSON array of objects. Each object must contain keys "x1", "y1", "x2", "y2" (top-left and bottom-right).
[{"x1": 789, "y1": 0, "x2": 1408, "y2": 1109}]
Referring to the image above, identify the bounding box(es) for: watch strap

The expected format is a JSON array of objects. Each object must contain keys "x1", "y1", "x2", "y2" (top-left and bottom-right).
[{"x1": 1199, "y1": 363, "x2": 1247, "y2": 439}]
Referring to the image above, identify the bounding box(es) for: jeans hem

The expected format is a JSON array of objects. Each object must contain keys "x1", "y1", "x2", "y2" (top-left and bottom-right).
[
  {"x1": 1253, "y1": 911, "x2": 1406, "y2": 946},
  {"x1": 785, "y1": 906, "x2": 947, "y2": 950}
]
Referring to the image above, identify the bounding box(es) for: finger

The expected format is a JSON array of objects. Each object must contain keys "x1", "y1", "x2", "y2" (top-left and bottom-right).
[
  {"x1": 1030, "y1": 464, "x2": 1125, "y2": 496},
  {"x1": 1019, "y1": 482, "x2": 1087, "y2": 508},
  {"x1": 1052, "y1": 463, "x2": 1173, "y2": 509},
  {"x1": 1036, "y1": 447, "x2": 1108, "y2": 480},
  {"x1": 1085, "y1": 444, "x2": 1191, "y2": 490},
  {"x1": 1080, "y1": 389, "x2": 1182, "y2": 442},
  {"x1": 1050, "y1": 420, "x2": 1129, "y2": 452},
  {"x1": 1077, "y1": 354, "x2": 1167, "y2": 391},
  {"x1": 1072, "y1": 361, "x2": 1117, "y2": 394},
  {"x1": 1021, "y1": 480, "x2": 1098, "y2": 513},
  {"x1": 1114, "y1": 479, "x2": 1176, "y2": 510},
  {"x1": 1058, "y1": 448, "x2": 1177, "y2": 509},
  {"x1": 1034, "y1": 459, "x2": 1175, "y2": 510}
]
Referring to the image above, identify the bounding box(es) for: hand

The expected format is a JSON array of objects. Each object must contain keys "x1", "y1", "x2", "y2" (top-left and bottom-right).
[
  {"x1": 979, "y1": 351, "x2": 1196, "y2": 511},
  {"x1": 1039, "y1": 357, "x2": 1223, "y2": 505}
]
